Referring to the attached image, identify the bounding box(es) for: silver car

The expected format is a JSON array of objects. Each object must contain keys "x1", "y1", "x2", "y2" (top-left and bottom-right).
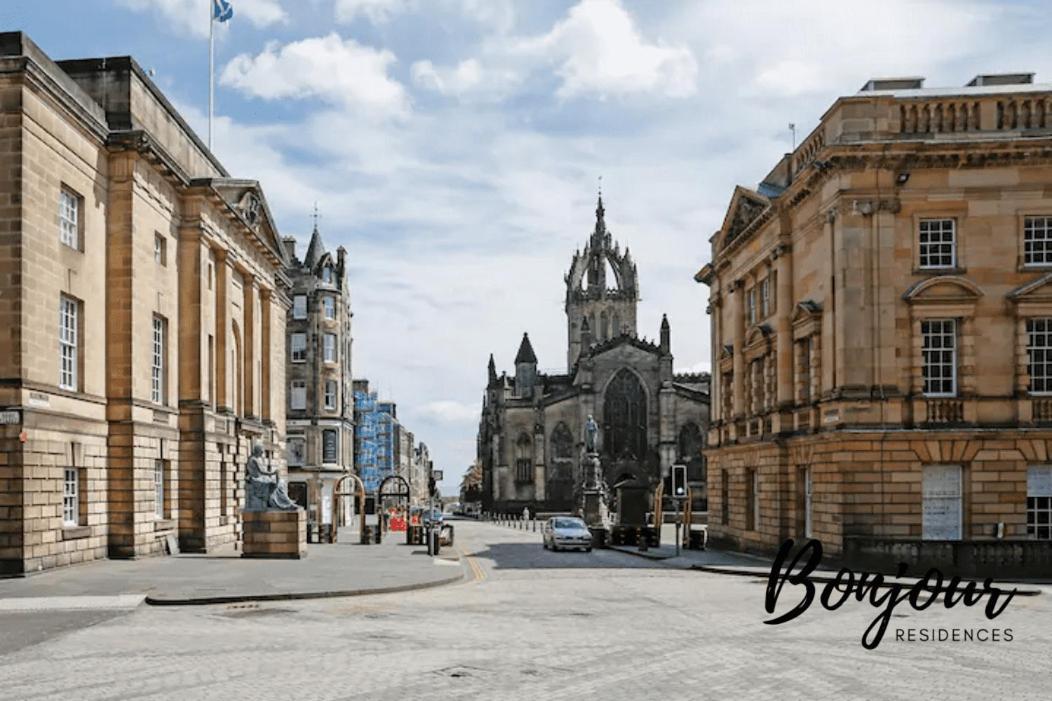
[{"x1": 542, "y1": 517, "x2": 593, "y2": 552}]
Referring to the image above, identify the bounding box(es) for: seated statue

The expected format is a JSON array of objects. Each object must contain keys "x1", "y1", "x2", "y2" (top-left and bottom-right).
[{"x1": 244, "y1": 441, "x2": 299, "y2": 512}]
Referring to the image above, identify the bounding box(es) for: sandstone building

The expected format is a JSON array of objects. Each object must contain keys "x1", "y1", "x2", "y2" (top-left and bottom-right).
[
  {"x1": 697, "y1": 73, "x2": 1052, "y2": 570},
  {"x1": 283, "y1": 226, "x2": 354, "y2": 531},
  {"x1": 0, "y1": 33, "x2": 290, "y2": 574},
  {"x1": 479, "y1": 197, "x2": 710, "y2": 515}
]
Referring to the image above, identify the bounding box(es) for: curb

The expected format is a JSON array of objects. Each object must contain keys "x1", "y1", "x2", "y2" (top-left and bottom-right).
[
  {"x1": 145, "y1": 569, "x2": 465, "y2": 606},
  {"x1": 607, "y1": 545, "x2": 673, "y2": 562},
  {"x1": 0, "y1": 594, "x2": 146, "y2": 611},
  {"x1": 689, "y1": 565, "x2": 1045, "y2": 596}
]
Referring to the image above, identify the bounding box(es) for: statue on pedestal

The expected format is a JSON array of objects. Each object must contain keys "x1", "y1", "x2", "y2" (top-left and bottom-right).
[
  {"x1": 584, "y1": 414, "x2": 599, "y2": 455},
  {"x1": 245, "y1": 441, "x2": 299, "y2": 512}
]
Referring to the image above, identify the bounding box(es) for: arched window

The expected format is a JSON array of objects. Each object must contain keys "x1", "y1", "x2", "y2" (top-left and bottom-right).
[
  {"x1": 551, "y1": 422, "x2": 573, "y2": 459},
  {"x1": 600, "y1": 310, "x2": 609, "y2": 341},
  {"x1": 603, "y1": 369, "x2": 647, "y2": 460},
  {"x1": 515, "y1": 433, "x2": 532, "y2": 483},
  {"x1": 612, "y1": 311, "x2": 621, "y2": 337}
]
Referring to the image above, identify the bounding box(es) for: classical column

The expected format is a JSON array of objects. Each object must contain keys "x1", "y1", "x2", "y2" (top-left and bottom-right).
[
  {"x1": 774, "y1": 242, "x2": 794, "y2": 428},
  {"x1": 213, "y1": 247, "x2": 229, "y2": 411},
  {"x1": 731, "y1": 279, "x2": 746, "y2": 417},
  {"x1": 259, "y1": 286, "x2": 272, "y2": 423},
  {"x1": 242, "y1": 272, "x2": 256, "y2": 419}
]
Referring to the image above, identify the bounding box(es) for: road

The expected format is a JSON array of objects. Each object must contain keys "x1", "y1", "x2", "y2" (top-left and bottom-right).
[{"x1": 2, "y1": 520, "x2": 1049, "y2": 700}]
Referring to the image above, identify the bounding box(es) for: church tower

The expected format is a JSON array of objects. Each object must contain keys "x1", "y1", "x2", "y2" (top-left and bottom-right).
[{"x1": 564, "y1": 194, "x2": 639, "y2": 370}]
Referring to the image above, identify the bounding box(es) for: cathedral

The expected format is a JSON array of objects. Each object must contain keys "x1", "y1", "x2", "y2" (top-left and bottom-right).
[{"x1": 477, "y1": 196, "x2": 710, "y2": 515}]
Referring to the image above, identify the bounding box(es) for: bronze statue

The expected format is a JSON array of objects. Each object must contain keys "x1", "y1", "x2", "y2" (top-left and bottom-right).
[{"x1": 245, "y1": 441, "x2": 299, "y2": 511}]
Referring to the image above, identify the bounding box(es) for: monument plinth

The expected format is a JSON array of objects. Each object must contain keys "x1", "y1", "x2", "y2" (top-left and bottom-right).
[{"x1": 241, "y1": 440, "x2": 308, "y2": 559}]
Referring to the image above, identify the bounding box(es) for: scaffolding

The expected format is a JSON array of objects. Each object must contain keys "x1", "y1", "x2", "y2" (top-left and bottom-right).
[{"x1": 354, "y1": 389, "x2": 394, "y2": 493}]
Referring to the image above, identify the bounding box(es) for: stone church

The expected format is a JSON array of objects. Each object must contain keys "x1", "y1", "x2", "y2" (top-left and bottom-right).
[{"x1": 477, "y1": 196, "x2": 710, "y2": 515}]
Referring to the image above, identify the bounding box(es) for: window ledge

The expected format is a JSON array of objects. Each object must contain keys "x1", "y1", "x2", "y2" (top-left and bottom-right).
[
  {"x1": 154, "y1": 518, "x2": 176, "y2": 531},
  {"x1": 913, "y1": 266, "x2": 966, "y2": 275},
  {"x1": 62, "y1": 525, "x2": 91, "y2": 540}
]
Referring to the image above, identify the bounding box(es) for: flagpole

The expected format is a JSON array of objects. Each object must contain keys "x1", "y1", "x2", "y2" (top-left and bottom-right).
[{"x1": 208, "y1": 0, "x2": 214, "y2": 150}]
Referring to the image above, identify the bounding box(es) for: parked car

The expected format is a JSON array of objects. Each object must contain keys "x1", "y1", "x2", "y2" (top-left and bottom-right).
[{"x1": 542, "y1": 517, "x2": 593, "y2": 552}]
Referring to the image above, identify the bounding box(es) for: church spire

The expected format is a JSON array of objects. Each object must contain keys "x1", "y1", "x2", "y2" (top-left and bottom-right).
[
  {"x1": 303, "y1": 202, "x2": 325, "y2": 269},
  {"x1": 488, "y1": 353, "x2": 497, "y2": 386}
]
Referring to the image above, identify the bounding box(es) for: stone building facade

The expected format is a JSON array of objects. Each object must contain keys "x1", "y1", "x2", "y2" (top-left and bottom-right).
[
  {"x1": 697, "y1": 73, "x2": 1052, "y2": 566},
  {"x1": 479, "y1": 197, "x2": 710, "y2": 515},
  {"x1": 0, "y1": 33, "x2": 290, "y2": 575},
  {"x1": 283, "y1": 227, "x2": 353, "y2": 529}
]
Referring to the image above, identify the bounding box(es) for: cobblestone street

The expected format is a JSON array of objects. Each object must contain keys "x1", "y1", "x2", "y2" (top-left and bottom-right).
[{"x1": 2, "y1": 520, "x2": 1049, "y2": 700}]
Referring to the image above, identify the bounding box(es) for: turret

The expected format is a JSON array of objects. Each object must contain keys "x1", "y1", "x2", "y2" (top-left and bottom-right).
[{"x1": 514, "y1": 333, "x2": 537, "y2": 398}]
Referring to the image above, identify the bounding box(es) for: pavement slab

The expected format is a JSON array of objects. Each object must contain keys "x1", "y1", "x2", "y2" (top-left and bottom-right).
[{"x1": 0, "y1": 539, "x2": 463, "y2": 606}]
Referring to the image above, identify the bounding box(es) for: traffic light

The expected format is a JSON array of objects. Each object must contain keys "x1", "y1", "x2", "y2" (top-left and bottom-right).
[{"x1": 671, "y1": 464, "x2": 687, "y2": 499}]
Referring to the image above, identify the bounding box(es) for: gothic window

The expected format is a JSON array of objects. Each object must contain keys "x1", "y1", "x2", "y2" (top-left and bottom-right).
[
  {"x1": 551, "y1": 422, "x2": 574, "y2": 459},
  {"x1": 612, "y1": 311, "x2": 621, "y2": 337},
  {"x1": 601, "y1": 310, "x2": 610, "y2": 341},
  {"x1": 603, "y1": 369, "x2": 647, "y2": 461},
  {"x1": 515, "y1": 433, "x2": 532, "y2": 483},
  {"x1": 678, "y1": 422, "x2": 706, "y2": 484}
]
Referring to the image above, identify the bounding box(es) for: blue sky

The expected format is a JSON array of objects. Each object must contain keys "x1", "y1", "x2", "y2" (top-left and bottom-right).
[{"x1": 6, "y1": 0, "x2": 1052, "y2": 492}]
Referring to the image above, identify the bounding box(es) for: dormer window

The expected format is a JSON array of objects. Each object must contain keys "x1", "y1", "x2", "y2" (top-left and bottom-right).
[{"x1": 321, "y1": 266, "x2": 333, "y2": 283}]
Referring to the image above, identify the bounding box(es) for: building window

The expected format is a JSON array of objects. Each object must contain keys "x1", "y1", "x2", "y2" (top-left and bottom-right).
[
  {"x1": 322, "y1": 266, "x2": 333, "y2": 283},
  {"x1": 154, "y1": 460, "x2": 165, "y2": 519},
  {"x1": 921, "y1": 319, "x2": 957, "y2": 397},
  {"x1": 1023, "y1": 216, "x2": 1052, "y2": 267},
  {"x1": 59, "y1": 295, "x2": 79, "y2": 391},
  {"x1": 154, "y1": 233, "x2": 167, "y2": 266},
  {"x1": 1027, "y1": 318, "x2": 1052, "y2": 394},
  {"x1": 63, "y1": 467, "x2": 79, "y2": 526},
  {"x1": 290, "y1": 380, "x2": 306, "y2": 410},
  {"x1": 322, "y1": 296, "x2": 336, "y2": 320},
  {"x1": 322, "y1": 429, "x2": 338, "y2": 463},
  {"x1": 208, "y1": 262, "x2": 214, "y2": 291},
  {"x1": 759, "y1": 277, "x2": 771, "y2": 318},
  {"x1": 152, "y1": 315, "x2": 167, "y2": 404},
  {"x1": 746, "y1": 468, "x2": 760, "y2": 531},
  {"x1": 59, "y1": 187, "x2": 81, "y2": 250},
  {"x1": 746, "y1": 287, "x2": 757, "y2": 325},
  {"x1": 720, "y1": 469, "x2": 729, "y2": 526},
  {"x1": 324, "y1": 380, "x2": 337, "y2": 410},
  {"x1": 797, "y1": 337, "x2": 812, "y2": 402},
  {"x1": 288, "y1": 437, "x2": 306, "y2": 467},
  {"x1": 293, "y1": 294, "x2": 307, "y2": 320},
  {"x1": 922, "y1": 465, "x2": 962, "y2": 540},
  {"x1": 918, "y1": 218, "x2": 956, "y2": 269},
  {"x1": 802, "y1": 468, "x2": 812, "y2": 538},
  {"x1": 323, "y1": 333, "x2": 337, "y2": 363},
  {"x1": 291, "y1": 333, "x2": 307, "y2": 362},
  {"x1": 515, "y1": 433, "x2": 532, "y2": 483},
  {"x1": 1027, "y1": 466, "x2": 1052, "y2": 540}
]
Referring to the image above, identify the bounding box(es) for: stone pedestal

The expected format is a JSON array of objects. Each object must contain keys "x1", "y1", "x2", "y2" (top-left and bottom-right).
[{"x1": 242, "y1": 509, "x2": 307, "y2": 559}]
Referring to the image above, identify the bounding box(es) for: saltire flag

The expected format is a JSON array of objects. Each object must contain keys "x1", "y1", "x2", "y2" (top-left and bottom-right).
[{"x1": 213, "y1": 0, "x2": 234, "y2": 22}]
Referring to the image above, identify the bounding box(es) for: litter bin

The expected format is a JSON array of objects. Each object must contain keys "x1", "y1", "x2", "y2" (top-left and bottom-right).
[
  {"x1": 406, "y1": 524, "x2": 424, "y2": 545},
  {"x1": 440, "y1": 523, "x2": 455, "y2": 547}
]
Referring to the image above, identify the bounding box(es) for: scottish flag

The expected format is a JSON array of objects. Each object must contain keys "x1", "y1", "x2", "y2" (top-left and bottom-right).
[{"x1": 212, "y1": 0, "x2": 233, "y2": 22}]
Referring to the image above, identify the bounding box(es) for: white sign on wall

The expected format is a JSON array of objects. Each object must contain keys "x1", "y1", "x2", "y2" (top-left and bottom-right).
[{"x1": 922, "y1": 464, "x2": 962, "y2": 541}]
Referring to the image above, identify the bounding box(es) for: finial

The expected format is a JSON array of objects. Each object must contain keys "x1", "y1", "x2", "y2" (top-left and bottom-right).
[{"x1": 311, "y1": 202, "x2": 321, "y2": 232}]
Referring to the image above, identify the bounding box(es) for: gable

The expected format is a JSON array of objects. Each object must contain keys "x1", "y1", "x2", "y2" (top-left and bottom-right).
[
  {"x1": 210, "y1": 179, "x2": 289, "y2": 267},
  {"x1": 1009, "y1": 272, "x2": 1052, "y2": 303},
  {"x1": 718, "y1": 186, "x2": 771, "y2": 250}
]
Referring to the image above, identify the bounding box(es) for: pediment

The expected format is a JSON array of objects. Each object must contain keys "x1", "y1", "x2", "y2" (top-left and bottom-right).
[
  {"x1": 718, "y1": 186, "x2": 770, "y2": 250},
  {"x1": 1008, "y1": 272, "x2": 1052, "y2": 303},
  {"x1": 903, "y1": 276, "x2": 983, "y2": 304},
  {"x1": 791, "y1": 300, "x2": 822, "y2": 324},
  {"x1": 744, "y1": 323, "x2": 773, "y2": 349},
  {"x1": 210, "y1": 179, "x2": 289, "y2": 266}
]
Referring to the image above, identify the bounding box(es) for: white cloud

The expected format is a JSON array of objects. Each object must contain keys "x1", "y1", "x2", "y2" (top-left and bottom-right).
[
  {"x1": 333, "y1": 0, "x2": 406, "y2": 24},
  {"x1": 417, "y1": 400, "x2": 481, "y2": 425},
  {"x1": 414, "y1": 0, "x2": 698, "y2": 101},
  {"x1": 117, "y1": 0, "x2": 287, "y2": 39},
  {"x1": 220, "y1": 34, "x2": 409, "y2": 115},
  {"x1": 520, "y1": 0, "x2": 698, "y2": 99}
]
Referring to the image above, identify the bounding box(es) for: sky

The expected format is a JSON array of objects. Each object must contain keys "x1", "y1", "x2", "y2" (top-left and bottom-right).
[{"x1": 5, "y1": 0, "x2": 1052, "y2": 493}]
